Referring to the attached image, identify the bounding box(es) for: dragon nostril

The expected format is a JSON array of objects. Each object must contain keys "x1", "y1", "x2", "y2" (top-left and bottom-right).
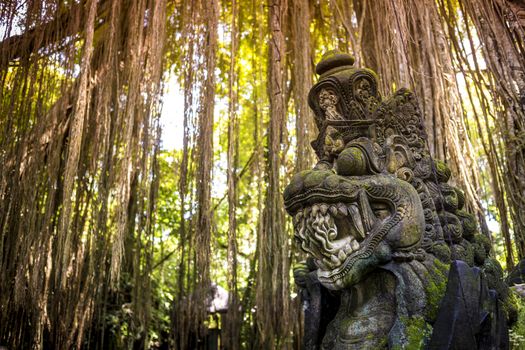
[
  {"x1": 370, "y1": 201, "x2": 392, "y2": 220},
  {"x1": 323, "y1": 174, "x2": 340, "y2": 190},
  {"x1": 303, "y1": 170, "x2": 333, "y2": 189}
]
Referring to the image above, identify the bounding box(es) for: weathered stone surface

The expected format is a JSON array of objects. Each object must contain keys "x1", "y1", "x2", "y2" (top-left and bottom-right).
[
  {"x1": 284, "y1": 51, "x2": 514, "y2": 349},
  {"x1": 428, "y1": 260, "x2": 509, "y2": 349}
]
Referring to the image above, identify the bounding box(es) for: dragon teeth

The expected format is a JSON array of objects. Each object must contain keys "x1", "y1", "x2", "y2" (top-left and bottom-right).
[
  {"x1": 329, "y1": 205, "x2": 338, "y2": 217},
  {"x1": 312, "y1": 204, "x2": 320, "y2": 216},
  {"x1": 330, "y1": 255, "x2": 340, "y2": 266},
  {"x1": 323, "y1": 258, "x2": 332, "y2": 269},
  {"x1": 359, "y1": 191, "x2": 376, "y2": 232},
  {"x1": 316, "y1": 259, "x2": 328, "y2": 270},
  {"x1": 320, "y1": 204, "x2": 329, "y2": 215},
  {"x1": 351, "y1": 239, "x2": 360, "y2": 251},
  {"x1": 304, "y1": 207, "x2": 311, "y2": 216},
  {"x1": 347, "y1": 204, "x2": 366, "y2": 240},
  {"x1": 338, "y1": 250, "x2": 346, "y2": 261},
  {"x1": 354, "y1": 215, "x2": 366, "y2": 238},
  {"x1": 337, "y1": 203, "x2": 348, "y2": 216}
]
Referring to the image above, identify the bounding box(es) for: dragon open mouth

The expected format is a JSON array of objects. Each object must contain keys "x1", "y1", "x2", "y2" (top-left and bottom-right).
[{"x1": 292, "y1": 191, "x2": 393, "y2": 273}]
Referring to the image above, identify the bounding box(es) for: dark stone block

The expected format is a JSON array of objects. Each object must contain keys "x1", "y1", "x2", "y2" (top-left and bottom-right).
[{"x1": 427, "y1": 260, "x2": 509, "y2": 350}]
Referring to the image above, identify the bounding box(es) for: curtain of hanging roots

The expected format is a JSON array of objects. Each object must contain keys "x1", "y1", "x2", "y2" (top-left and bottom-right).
[
  {"x1": 439, "y1": 0, "x2": 525, "y2": 266},
  {"x1": 224, "y1": 0, "x2": 241, "y2": 348},
  {"x1": 290, "y1": 0, "x2": 316, "y2": 172},
  {"x1": 0, "y1": 0, "x2": 166, "y2": 348},
  {"x1": 458, "y1": 0, "x2": 525, "y2": 262},
  {"x1": 194, "y1": 0, "x2": 219, "y2": 343},
  {"x1": 169, "y1": 0, "x2": 220, "y2": 347},
  {"x1": 255, "y1": 0, "x2": 292, "y2": 348},
  {"x1": 172, "y1": 0, "x2": 197, "y2": 347}
]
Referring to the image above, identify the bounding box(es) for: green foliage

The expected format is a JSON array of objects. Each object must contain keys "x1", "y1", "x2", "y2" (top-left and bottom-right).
[{"x1": 510, "y1": 294, "x2": 525, "y2": 350}]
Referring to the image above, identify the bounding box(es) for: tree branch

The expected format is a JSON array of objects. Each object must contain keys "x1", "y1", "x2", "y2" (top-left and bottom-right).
[{"x1": 0, "y1": 0, "x2": 110, "y2": 67}]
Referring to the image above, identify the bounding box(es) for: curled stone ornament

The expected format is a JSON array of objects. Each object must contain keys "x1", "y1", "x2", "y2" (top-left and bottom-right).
[{"x1": 283, "y1": 51, "x2": 515, "y2": 349}]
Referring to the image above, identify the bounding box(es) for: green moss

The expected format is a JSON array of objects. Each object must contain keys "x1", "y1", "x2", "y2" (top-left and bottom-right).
[
  {"x1": 472, "y1": 242, "x2": 487, "y2": 265},
  {"x1": 376, "y1": 337, "x2": 388, "y2": 349},
  {"x1": 454, "y1": 188, "x2": 465, "y2": 209},
  {"x1": 433, "y1": 257, "x2": 450, "y2": 273},
  {"x1": 456, "y1": 209, "x2": 476, "y2": 236},
  {"x1": 323, "y1": 174, "x2": 340, "y2": 189},
  {"x1": 337, "y1": 147, "x2": 367, "y2": 176},
  {"x1": 303, "y1": 170, "x2": 332, "y2": 189},
  {"x1": 424, "y1": 260, "x2": 449, "y2": 321},
  {"x1": 434, "y1": 160, "x2": 451, "y2": 182},
  {"x1": 425, "y1": 278, "x2": 447, "y2": 320},
  {"x1": 431, "y1": 243, "x2": 451, "y2": 263},
  {"x1": 473, "y1": 234, "x2": 491, "y2": 253},
  {"x1": 400, "y1": 316, "x2": 433, "y2": 350},
  {"x1": 359, "y1": 332, "x2": 388, "y2": 349}
]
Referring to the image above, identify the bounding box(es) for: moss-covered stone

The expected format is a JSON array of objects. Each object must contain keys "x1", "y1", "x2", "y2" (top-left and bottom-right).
[
  {"x1": 454, "y1": 188, "x2": 465, "y2": 210},
  {"x1": 434, "y1": 160, "x2": 451, "y2": 183},
  {"x1": 450, "y1": 242, "x2": 474, "y2": 266},
  {"x1": 322, "y1": 174, "x2": 340, "y2": 190},
  {"x1": 282, "y1": 172, "x2": 305, "y2": 200},
  {"x1": 472, "y1": 242, "x2": 487, "y2": 266},
  {"x1": 456, "y1": 209, "x2": 477, "y2": 240},
  {"x1": 283, "y1": 50, "x2": 513, "y2": 350},
  {"x1": 483, "y1": 258, "x2": 511, "y2": 307},
  {"x1": 315, "y1": 50, "x2": 355, "y2": 75},
  {"x1": 336, "y1": 146, "x2": 367, "y2": 176},
  {"x1": 431, "y1": 242, "x2": 451, "y2": 263},
  {"x1": 473, "y1": 234, "x2": 491, "y2": 254},
  {"x1": 400, "y1": 316, "x2": 433, "y2": 350},
  {"x1": 303, "y1": 170, "x2": 333, "y2": 189},
  {"x1": 424, "y1": 260, "x2": 449, "y2": 321}
]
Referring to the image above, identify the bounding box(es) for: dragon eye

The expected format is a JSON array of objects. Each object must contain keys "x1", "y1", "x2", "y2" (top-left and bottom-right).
[{"x1": 336, "y1": 146, "x2": 368, "y2": 176}]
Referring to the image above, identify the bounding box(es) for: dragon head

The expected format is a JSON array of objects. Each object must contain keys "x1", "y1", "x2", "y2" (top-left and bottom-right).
[
  {"x1": 284, "y1": 149, "x2": 425, "y2": 290},
  {"x1": 284, "y1": 51, "x2": 432, "y2": 290}
]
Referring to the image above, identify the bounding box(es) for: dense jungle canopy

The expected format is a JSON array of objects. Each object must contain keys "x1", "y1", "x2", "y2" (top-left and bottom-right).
[{"x1": 0, "y1": 0, "x2": 524, "y2": 349}]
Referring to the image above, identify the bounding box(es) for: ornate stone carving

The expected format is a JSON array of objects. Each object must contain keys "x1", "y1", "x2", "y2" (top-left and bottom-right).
[
  {"x1": 319, "y1": 89, "x2": 344, "y2": 121},
  {"x1": 284, "y1": 51, "x2": 514, "y2": 349}
]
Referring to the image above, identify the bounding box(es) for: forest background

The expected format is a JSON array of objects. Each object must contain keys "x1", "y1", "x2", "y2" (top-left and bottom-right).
[{"x1": 0, "y1": 0, "x2": 524, "y2": 349}]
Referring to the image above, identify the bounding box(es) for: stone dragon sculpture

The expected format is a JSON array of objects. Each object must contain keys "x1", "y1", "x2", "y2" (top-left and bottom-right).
[{"x1": 284, "y1": 52, "x2": 515, "y2": 349}]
